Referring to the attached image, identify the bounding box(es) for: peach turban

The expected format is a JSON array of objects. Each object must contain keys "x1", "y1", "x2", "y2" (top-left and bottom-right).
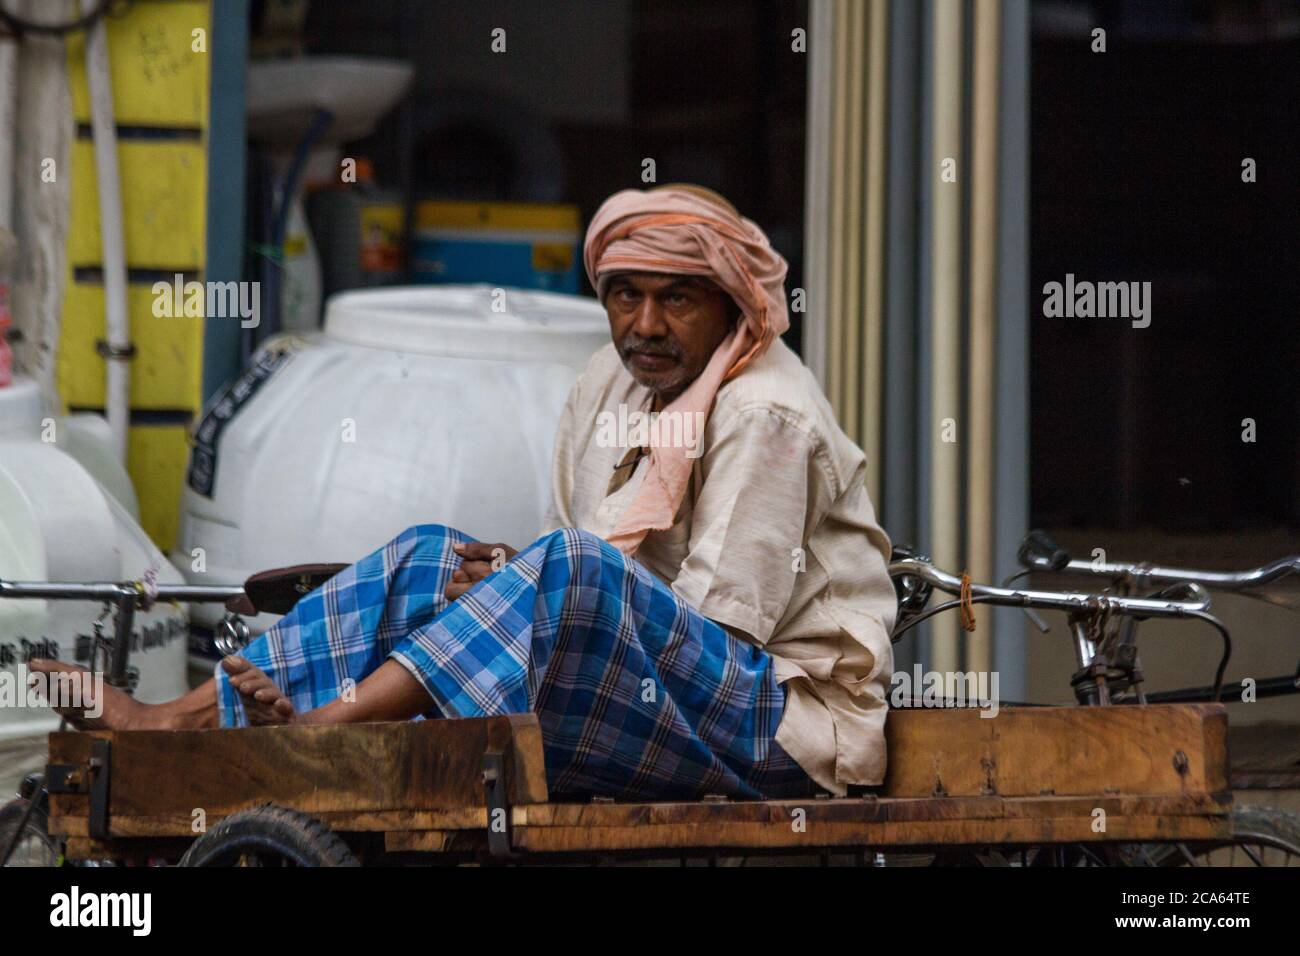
[{"x1": 582, "y1": 185, "x2": 790, "y2": 556}]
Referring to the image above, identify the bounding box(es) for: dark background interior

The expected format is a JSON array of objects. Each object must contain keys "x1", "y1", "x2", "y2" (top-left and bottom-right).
[
  {"x1": 263, "y1": 0, "x2": 1299, "y2": 538},
  {"x1": 1031, "y1": 0, "x2": 1300, "y2": 533},
  {"x1": 290, "y1": 0, "x2": 810, "y2": 345}
]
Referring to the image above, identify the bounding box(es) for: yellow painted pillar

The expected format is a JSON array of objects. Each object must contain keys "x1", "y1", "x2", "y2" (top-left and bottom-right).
[{"x1": 61, "y1": 1, "x2": 212, "y2": 549}]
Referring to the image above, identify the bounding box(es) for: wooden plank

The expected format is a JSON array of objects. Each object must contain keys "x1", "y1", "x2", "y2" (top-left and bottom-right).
[
  {"x1": 511, "y1": 794, "x2": 1230, "y2": 853},
  {"x1": 501, "y1": 714, "x2": 548, "y2": 804},
  {"x1": 59, "y1": 792, "x2": 1228, "y2": 843},
  {"x1": 512, "y1": 814, "x2": 1228, "y2": 853},
  {"x1": 384, "y1": 831, "x2": 451, "y2": 853},
  {"x1": 55, "y1": 808, "x2": 494, "y2": 839},
  {"x1": 515, "y1": 793, "x2": 1226, "y2": 828},
  {"x1": 47, "y1": 715, "x2": 547, "y2": 838},
  {"x1": 47, "y1": 704, "x2": 1228, "y2": 851},
  {"x1": 882, "y1": 704, "x2": 1227, "y2": 797},
  {"x1": 64, "y1": 793, "x2": 1228, "y2": 859}
]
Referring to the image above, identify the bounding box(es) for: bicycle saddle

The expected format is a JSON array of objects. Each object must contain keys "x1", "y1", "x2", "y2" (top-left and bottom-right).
[{"x1": 226, "y1": 564, "x2": 349, "y2": 616}]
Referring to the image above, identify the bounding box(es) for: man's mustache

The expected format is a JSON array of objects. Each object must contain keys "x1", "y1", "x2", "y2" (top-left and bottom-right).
[{"x1": 618, "y1": 336, "x2": 682, "y2": 359}]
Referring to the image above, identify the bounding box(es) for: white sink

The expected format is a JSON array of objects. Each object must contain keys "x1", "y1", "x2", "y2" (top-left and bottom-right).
[{"x1": 246, "y1": 55, "x2": 415, "y2": 144}]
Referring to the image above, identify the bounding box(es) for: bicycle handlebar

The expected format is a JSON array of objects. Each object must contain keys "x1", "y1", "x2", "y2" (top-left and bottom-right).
[
  {"x1": 888, "y1": 558, "x2": 1212, "y2": 619},
  {"x1": 1017, "y1": 529, "x2": 1300, "y2": 595},
  {"x1": 1055, "y1": 554, "x2": 1300, "y2": 590}
]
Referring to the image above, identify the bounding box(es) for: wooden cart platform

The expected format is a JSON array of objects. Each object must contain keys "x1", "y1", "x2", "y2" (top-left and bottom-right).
[{"x1": 46, "y1": 704, "x2": 1231, "y2": 862}]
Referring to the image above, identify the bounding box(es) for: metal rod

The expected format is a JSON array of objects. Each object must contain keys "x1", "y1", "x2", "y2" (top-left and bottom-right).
[
  {"x1": 0, "y1": 579, "x2": 243, "y2": 603},
  {"x1": 107, "y1": 594, "x2": 135, "y2": 689},
  {"x1": 889, "y1": 558, "x2": 1211, "y2": 618},
  {"x1": 1056, "y1": 555, "x2": 1300, "y2": 591},
  {"x1": 1070, "y1": 617, "x2": 1095, "y2": 669},
  {"x1": 1133, "y1": 674, "x2": 1297, "y2": 704}
]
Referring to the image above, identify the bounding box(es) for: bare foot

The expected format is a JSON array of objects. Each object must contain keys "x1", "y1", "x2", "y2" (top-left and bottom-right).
[
  {"x1": 27, "y1": 658, "x2": 143, "y2": 730},
  {"x1": 221, "y1": 657, "x2": 296, "y2": 725}
]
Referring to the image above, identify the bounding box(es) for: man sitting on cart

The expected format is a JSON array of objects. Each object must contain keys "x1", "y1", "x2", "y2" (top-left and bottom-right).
[{"x1": 33, "y1": 185, "x2": 896, "y2": 801}]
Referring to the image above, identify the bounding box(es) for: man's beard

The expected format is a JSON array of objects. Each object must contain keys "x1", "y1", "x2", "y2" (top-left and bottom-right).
[{"x1": 616, "y1": 335, "x2": 695, "y2": 396}]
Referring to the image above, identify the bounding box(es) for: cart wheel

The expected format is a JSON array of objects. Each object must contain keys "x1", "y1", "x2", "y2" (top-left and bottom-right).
[
  {"x1": 0, "y1": 798, "x2": 60, "y2": 867},
  {"x1": 1075, "y1": 805, "x2": 1300, "y2": 868},
  {"x1": 964, "y1": 806, "x2": 1300, "y2": 868},
  {"x1": 179, "y1": 805, "x2": 359, "y2": 867},
  {"x1": 1177, "y1": 805, "x2": 1300, "y2": 867}
]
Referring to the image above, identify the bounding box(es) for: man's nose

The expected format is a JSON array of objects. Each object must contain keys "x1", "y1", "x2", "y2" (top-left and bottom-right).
[{"x1": 629, "y1": 298, "x2": 669, "y2": 338}]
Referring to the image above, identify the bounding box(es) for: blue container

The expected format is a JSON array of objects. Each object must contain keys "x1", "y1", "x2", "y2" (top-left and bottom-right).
[{"x1": 411, "y1": 200, "x2": 581, "y2": 293}]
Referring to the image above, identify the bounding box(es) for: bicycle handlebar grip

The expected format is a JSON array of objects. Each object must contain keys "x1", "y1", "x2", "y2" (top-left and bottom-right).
[{"x1": 1019, "y1": 529, "x2": 1071, "y2": 571}]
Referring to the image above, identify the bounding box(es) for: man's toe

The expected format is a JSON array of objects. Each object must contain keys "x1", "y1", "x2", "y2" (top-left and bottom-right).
[
  {"x1": 239, "y1": 676, "x2": 274, "y2": 697},
  {"x1": 221, "y1": 656, "x2": 253, "y2": 676}
]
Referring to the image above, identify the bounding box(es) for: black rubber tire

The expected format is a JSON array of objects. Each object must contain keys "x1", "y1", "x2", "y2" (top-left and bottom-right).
[
  {"x1": 179, "y1": 804, "x2": 359, "y2": 867},
  {"x1": 0, "y1": 798, "x2": 60, "y2": 867}
]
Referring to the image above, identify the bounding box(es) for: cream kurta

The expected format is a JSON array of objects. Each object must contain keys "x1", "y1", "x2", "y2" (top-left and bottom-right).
[{"x1": 542, "y1": 340, "x2": 896, "y2": 795}]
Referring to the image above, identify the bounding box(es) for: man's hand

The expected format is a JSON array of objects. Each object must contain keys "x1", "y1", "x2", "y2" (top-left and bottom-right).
[{"x1": 446, "y1": 541, "x2": 519, "y2": 601}]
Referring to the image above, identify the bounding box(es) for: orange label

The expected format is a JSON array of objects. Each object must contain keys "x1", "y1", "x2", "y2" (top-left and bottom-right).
[{"x1": 360, "y1": 206, "x2": 403, "y2": 273}]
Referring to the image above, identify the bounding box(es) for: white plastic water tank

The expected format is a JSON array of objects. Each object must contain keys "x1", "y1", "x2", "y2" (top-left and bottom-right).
[
  {"x1": 174, "y1": 284, "x2": 608, "y2": 635},
  {"x1": 0, "y1": 377, "x2": 190, "y2": 795}
]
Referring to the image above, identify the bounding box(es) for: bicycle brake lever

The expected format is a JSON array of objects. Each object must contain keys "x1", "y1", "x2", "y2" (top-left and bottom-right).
[
  {"x1": 1021, "y1": 607, "x2": 1052, "y2": 634},
  {"x1": 1000, "y1": 569, "x2": 1051, "y2": 633},
  {"x1": 1146, "y1": 581, "x2": 1211, "y2": 607}
]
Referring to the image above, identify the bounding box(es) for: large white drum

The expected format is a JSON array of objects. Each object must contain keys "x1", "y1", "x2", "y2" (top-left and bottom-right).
[
  {"x1": 174, "y1": 284, "x2": 609, "y2": 636},
  {"x1": 0, "y1": 378, "x2": 190, "y2": 795}
]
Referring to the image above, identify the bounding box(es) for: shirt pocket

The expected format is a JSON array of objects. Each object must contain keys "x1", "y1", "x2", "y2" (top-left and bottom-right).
[{"x1": 823, "y1": 603, "x2": 891, "y2": 694}]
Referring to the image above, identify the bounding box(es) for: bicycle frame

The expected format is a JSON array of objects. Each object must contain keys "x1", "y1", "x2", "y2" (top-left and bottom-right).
[
  {"x1": 1012, "y1": 531, "x2": 1300, "y2": 705},
  {"x1": 0, "y1": 579, "x2": 244, "y2": 690}
]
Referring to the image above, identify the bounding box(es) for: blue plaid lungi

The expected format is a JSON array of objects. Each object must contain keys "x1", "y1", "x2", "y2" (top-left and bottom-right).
[{"x1": 215, "y1": 525, "x2": 820, "y2": 800}]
